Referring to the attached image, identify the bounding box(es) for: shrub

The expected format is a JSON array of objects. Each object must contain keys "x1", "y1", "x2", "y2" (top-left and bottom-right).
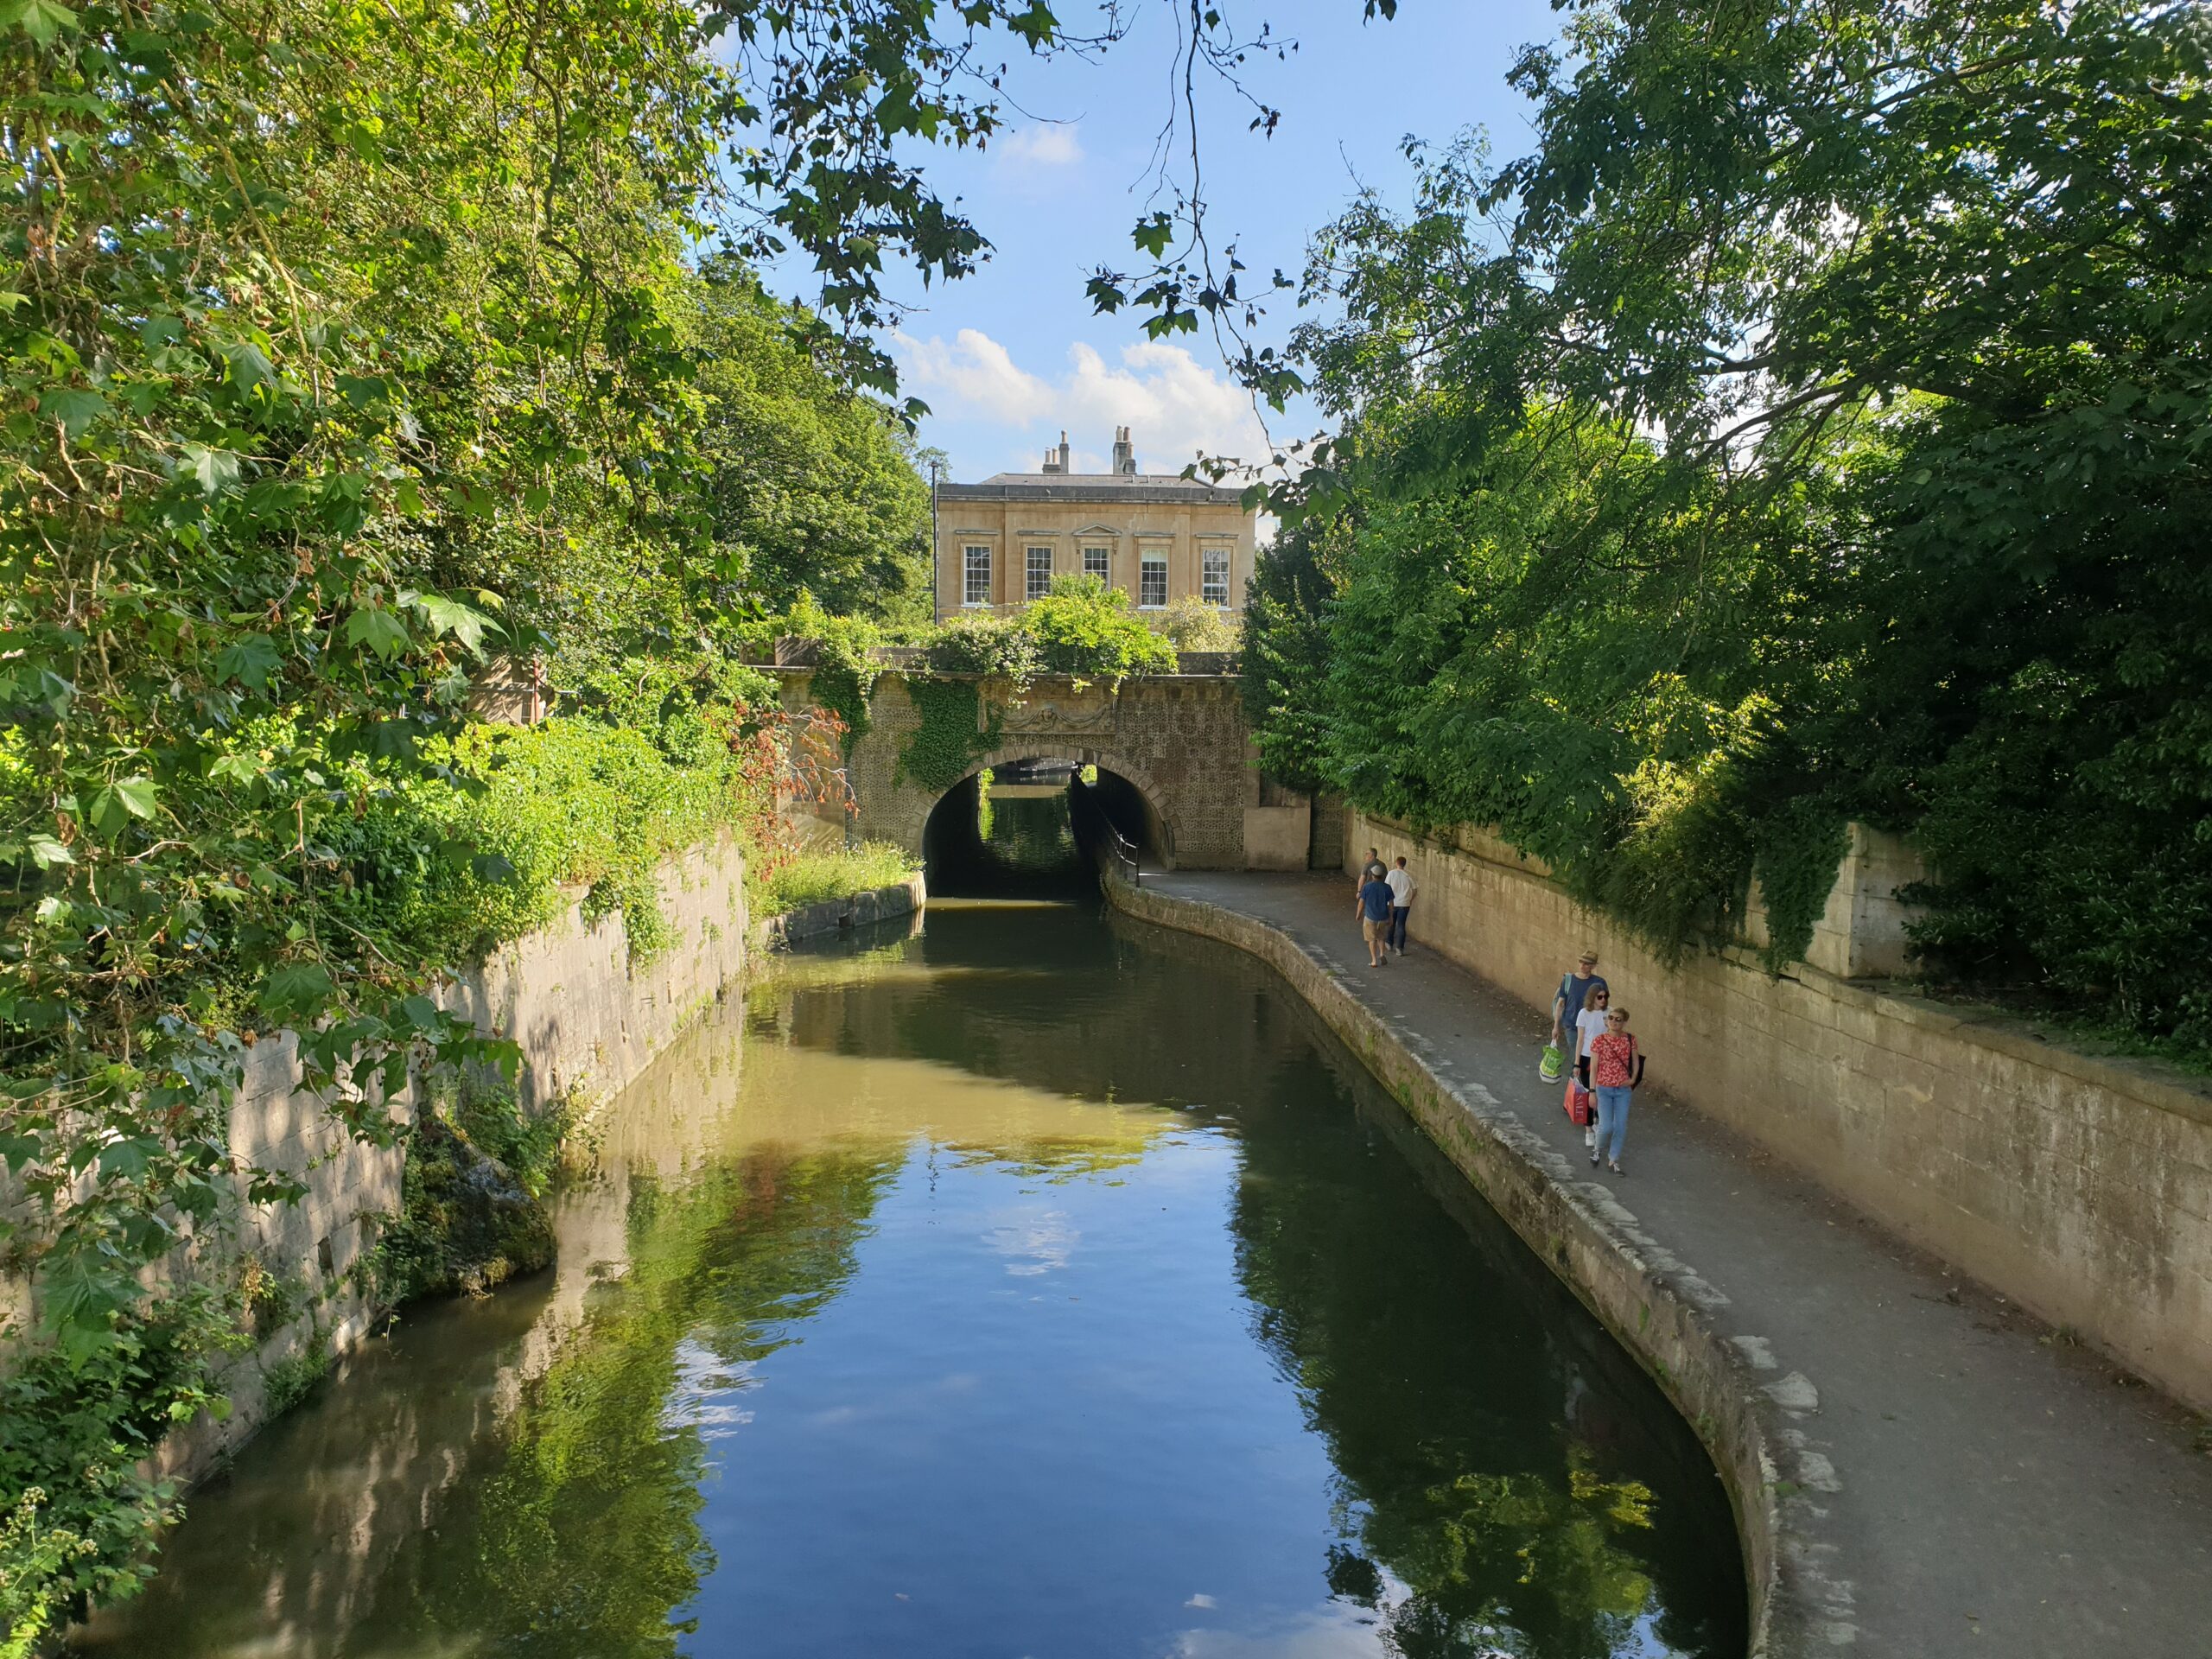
[
  {"x1": 333, "y1": 714, "x2": 751, "y2": 968},
  {"x1": 921, "y1": 612, "x2": 1041, "y2": 681},
  {"x1": 260, "y1": 1344, "x2": 333, "y2": 1417},
  {"x1": 1025, "y1": 575, "x2": 1179, "y2": 682},
  {"x1": 1148, "y1": 594, "x2": 1238, "y2": 652}
]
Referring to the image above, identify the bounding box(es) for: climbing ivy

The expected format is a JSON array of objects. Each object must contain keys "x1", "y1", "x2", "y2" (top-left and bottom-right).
[
  {"x1": 744, "y1": 600, "x2": 880, "y2": 753},
  {"x1": 895, "y1": 680, "x2": 1004, "y2": 795},
  {"x1": 1751, "y1": 806, "x2": 1851, "y2": 975}
]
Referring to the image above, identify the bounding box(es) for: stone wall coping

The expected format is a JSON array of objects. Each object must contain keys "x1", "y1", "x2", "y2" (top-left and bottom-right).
[{"x1": 1362, "y1": 810, "x2": 2212, "y2": 1130}]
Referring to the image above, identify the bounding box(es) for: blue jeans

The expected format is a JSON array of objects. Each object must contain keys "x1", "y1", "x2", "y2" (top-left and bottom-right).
[
  {"x1": 1388, "y1": 905, "x2": 1409, "y2": 952},
  {"x1": 1593, "y1": 1085, "x2": 1632, "y2": 1162}
]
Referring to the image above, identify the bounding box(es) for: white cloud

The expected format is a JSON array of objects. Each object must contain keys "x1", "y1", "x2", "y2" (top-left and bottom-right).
[
  {"x1": 897, "y1": 328, "x2": 1053, "y2": 427},
  {"x1": 995, "y1": 124, "x2": 1084, "y2": 168},
  {"x1": 896, "y1": 328, "x2": 1272, "y2": 480}
]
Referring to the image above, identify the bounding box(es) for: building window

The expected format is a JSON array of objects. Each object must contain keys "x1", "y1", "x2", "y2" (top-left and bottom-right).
[
  {"x1": 1140, "y1": 552, "x2": 1168, "y2": 608},
  {"x1": 1202, "y1": 547, "x2": 1230, "y2": 607},
  {"x1": 1027, "y1": 544, "x2": 1054, "y2": 601},
  {"x1": 963, "y1": 544, "x2": 992, "y2": 607},
  {"x1": 1083, "y1": 544, "x2": 1110, "y2": 581}
]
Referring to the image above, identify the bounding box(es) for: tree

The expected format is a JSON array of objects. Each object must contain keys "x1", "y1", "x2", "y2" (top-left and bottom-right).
[
  {"x1": 1259, "y1": 0, "x2": 2212, "y2": 1039},
  {"x1": 1240, "y1": 516, "x2": 1339, "y2": 794},
  {"x1": 690, "y1": 267, "x2": 932, "y2": 626},
  {"x1": 2, "y1": 0, "x2": 1277, "y2": 1632}
]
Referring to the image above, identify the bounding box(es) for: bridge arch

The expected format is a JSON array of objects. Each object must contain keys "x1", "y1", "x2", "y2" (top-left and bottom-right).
[{"x1": 925, "y1": 744, "x2": 1177, "y2": 869}]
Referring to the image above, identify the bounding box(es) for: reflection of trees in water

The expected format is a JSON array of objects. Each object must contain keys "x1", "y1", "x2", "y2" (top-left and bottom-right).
[
  {"x1": 1224, "y1": 1046, "x2": 1741, "y2": 1659},
  {"x1": 90, "y1": 907, "x2": 1739, "y2": 1659},
  {"x1": 387, "y1": 1147, "x2": 903, "y2": 1657},
  {"x1": 84, "y1": 1146, "x2": 904, "y2": 1659},
  {"x1": 925, "y1": 778, "x2": 1089, "y2": 895}
]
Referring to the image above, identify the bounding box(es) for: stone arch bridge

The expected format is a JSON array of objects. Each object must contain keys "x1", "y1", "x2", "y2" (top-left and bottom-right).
[{"x1": 774, "y1": 667, "x2": 1316, "y2": 871}]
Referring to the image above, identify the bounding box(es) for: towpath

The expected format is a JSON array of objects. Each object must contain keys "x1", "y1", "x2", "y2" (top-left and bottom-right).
[{"x1": 1134, "y1": 869, "x2": 2212, "y2": 1658}]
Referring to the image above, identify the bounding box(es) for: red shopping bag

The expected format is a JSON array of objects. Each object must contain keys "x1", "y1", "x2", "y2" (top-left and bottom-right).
[{"x1": 1562, "y1": 1078, "x2": 1593, "y2": 1127}]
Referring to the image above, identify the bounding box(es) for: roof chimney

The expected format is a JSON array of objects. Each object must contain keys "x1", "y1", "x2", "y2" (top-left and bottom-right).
[
  {"x1": 1112, "y1": 425, "x2": 1135, "y2": 475},
  {"x1": 1040, "y1": 442, "x2": 1061, "y2": 474},
  {"x1": 1056, "y1": 430, "x2": 1071, "y2": 474}
]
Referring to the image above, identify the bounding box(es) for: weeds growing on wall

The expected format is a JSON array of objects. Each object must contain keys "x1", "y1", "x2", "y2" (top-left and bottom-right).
[
  {"x1": 362, "y1": 1077, "x2": 566, "y2": 1309},
  {"x1": 258, "y1": 1344, "x2": 334, "y2": 1418}
]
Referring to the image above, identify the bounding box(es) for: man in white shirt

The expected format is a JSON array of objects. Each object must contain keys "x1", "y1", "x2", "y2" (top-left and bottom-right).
[{"x1": 1384, "y1": 855, "x2": 1415, "y2": 956}]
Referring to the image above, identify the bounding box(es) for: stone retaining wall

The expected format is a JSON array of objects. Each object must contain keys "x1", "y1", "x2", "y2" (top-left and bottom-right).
[
  {"x1": 1352, "y1": 810, "x2": 2212, "y2": 1411},
  {"x1": 1103, "y1": 875, "x2": 1806, "y2": 1657},
  {"x1": 159, "y1": 836, "x2": 752, "y2": 1478},
  {"x1": 748, "y1": 873, "x2": 926, "y2": 954}
]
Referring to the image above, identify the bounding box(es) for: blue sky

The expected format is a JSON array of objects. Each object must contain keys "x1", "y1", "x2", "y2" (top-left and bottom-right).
[{"x1": 766, "y1": 1, "x2": 1566, "y2": 486}]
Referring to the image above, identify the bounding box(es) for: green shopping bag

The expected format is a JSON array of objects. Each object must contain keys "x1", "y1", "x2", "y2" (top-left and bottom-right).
[{"x1": 1539, "y1": 1042, "x2": 1564, "y2": 1082}]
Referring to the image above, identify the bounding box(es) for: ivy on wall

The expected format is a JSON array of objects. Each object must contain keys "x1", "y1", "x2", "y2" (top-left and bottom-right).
[
  {"x1": 1751, "y1": 806, "x2": 1850, "y2": 974},
  {"x1": 895, "y1": 679, "x2": 1005, "y2": 795}
]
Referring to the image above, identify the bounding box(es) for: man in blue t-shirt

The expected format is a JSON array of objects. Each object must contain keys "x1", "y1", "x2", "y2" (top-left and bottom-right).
[
  {"x1": 1357, "y1": 868, "x2": 1395, "y2": 969},
  {"x1": 1548, "y1": 951, "x2": 1607, "y2": 1071}
]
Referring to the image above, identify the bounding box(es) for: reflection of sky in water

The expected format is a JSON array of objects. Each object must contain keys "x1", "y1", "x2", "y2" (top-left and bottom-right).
[
  {"x1": 660, "y1": 1339, "x2": 755, "y2": 1441},
  {"x1": 985, "y1": 1204, "x2": 1080, "y2": 1275},
  {"x1": 1172, "y1": 1563, "x2": 1421, "y2": 1658}
]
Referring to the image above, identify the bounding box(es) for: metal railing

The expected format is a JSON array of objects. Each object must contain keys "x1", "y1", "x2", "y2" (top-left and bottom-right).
[
  {"x1": 1103, "y1": 819, "x2": 1141, "y2": 887},
  {"x1": 1069, "y1": 779, "x2": 1141, "y2": 887}
]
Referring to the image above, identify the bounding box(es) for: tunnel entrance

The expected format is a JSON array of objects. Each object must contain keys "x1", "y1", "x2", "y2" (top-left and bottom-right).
[{"x1": 921, "y1": 759, "x2": 1161, "y2": 897}]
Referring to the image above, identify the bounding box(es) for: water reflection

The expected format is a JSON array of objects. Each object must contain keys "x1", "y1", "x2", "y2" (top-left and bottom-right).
[{"x1": 76, "y1": 903, "x2": 1742, "y2": 1658}]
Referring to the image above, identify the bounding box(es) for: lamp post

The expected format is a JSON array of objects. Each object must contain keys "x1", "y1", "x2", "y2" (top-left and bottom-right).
[{"x1": 927, "y1": 455, "x2": 945, "y2": 625}]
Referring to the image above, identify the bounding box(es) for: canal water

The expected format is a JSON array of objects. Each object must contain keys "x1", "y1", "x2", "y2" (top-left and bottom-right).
[{"x1": 76, "y1": 815, "x2": 1745, "y2": 1658}]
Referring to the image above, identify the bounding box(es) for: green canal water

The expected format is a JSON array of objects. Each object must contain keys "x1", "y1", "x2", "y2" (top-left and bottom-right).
[{"x1": 74, "y1": 843, "x2": 1745, "y2": 1657}]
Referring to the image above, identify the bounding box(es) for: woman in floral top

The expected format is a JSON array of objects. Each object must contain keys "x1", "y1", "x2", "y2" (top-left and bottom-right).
[{"x1": 1587, "y1": 1007, "x2": 1647, "y2": 1175}]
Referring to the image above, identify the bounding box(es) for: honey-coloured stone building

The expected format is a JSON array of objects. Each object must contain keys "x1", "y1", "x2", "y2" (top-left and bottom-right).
[{"x1": 931, "y1": 427, "x2": 1257, "y2": 620}]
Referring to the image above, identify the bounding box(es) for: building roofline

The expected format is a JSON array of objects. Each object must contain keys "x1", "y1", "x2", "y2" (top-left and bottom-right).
[{"x1": 938, "y1": 474, "x2": 1248, "y2": 508}]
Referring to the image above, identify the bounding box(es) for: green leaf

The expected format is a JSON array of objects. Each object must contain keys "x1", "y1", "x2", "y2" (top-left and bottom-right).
[
  {"x1": 86, "y1": 776, "x2": 158, "y2": 836},
  {"x1": 216, "y1": 633, "x2": 283, "y2": 689},
  {"x1": 343, "y1": 607, "x2": 412, "y2": 661},
  {"x1": 1, "y1": 0, "x2": 79, "y2": 44},
  {"x1": 219, "y1": 339, "x2": 277, "y2": 394},
  {"x1": 26, "y1": 833, "x2": 73, "y2": 868},
  {"x1": 335, "y1": 372, "x2": 387, "y2": 409},
  {"x1": 97, "y1": 1139, "x2": 153, "y2": 1181},
  {"x1": 260, "y1": 963, "x2": 335, "y2": 1023},
  {"x1": 180, "y1": 442, "x2": 241, "y2": 494},
  {"x1": 38, "y1": 387, "x2": 106, "y2": 438},
  {"x1": 411, "y1": 593, "x2": 500, "y2": 655}
]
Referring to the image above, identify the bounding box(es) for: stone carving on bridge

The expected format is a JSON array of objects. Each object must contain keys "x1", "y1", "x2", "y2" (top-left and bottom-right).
[{"x1": 991, "y1": 690, "x2": 1118, "y2": 737}]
